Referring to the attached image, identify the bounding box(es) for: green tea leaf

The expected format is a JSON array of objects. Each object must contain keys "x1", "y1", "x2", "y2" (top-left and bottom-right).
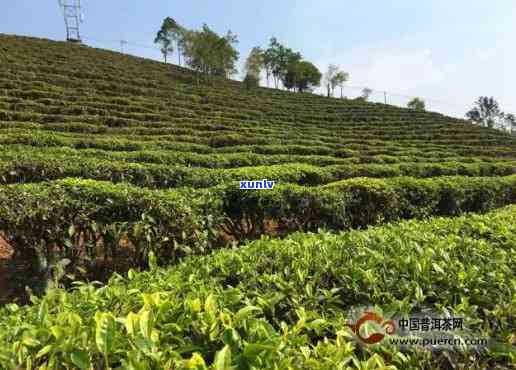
[
  {"x1": 213, "y1": 345, "x2": 232, "y2": 370},
  {"x1": 70, "y1": 350, "x2": 91, "y2": 370},
  {"x1": 95, "y1": 312, "x2": 116, "y2": 358}
]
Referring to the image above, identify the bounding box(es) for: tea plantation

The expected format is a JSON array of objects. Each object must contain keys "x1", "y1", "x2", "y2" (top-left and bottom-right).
[{"x1": 0, "y1": 34, "x2": 515, "y2": 369}]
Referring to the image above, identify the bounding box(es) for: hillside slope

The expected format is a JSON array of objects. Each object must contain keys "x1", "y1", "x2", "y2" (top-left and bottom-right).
[
  {"x1": 1, "y1": 33, "x2": 515, "y2": 267},
  {"x1": 1, "y1": 35, "x2": 515, "y2": 170},
  {"x1": 1, "y1": 31, "x2": 516, "y2": 283},
  {"x1": 0, "y1": 34, "x2": 515, "y2": 369}
]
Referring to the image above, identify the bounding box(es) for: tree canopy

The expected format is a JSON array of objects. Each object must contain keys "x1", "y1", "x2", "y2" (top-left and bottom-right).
[
  {"x1": 407, "y1": 97, "x2": 425, "y2": 111},
  {"x1": 362, "y1": 88, "x2": 373, "y2": 101},
  {"x1": 263, "y1": 38, "x2": 302, "y2": 89},
  {"x1": 244, "y1": 47, "x2": 263, "y2": 79},
  {"x1": 283, "y1": 60, "x2": 322, "y2": 92},
  {"x1": 243, "y1": 47, "x2": 263, "y2": 90},
  {"x1": 155, "y1": 19, "x2": 239, "y2": 83},
  {"x1": 243, "y1": 37, "x2": 322, "y2": 92},
  {"x1": 505, "y1": 113, "x2": 516, "y2": 132},
  {"x1": 466, "y1": 96, "x2": 516, "y2": 132},
  {"x1": 181, "y1": 24, "x2": 239, "y2": 82},
  {"x1": 466, "y1": 97, "x2": 503, "y2": 129},
  {"x1": 323, "y1": 65, "x2": 349, "y2": 97},
  {"x1": 153, "y1": 19, "x2": 513, "y2": 134},
  {"x1": 154, "y1": 17, "x2": 182, "y2": 64}
]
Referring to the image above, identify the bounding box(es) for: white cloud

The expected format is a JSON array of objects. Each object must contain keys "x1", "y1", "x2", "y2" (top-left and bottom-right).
[
  {"x1": 311, "y1": 31, "x2": 513, "y2": 117},
  {"x1": 312, "y1": 39, "x2": 459, "y2": 114},
  {"x1": 347, "y1": 47, "x2": 447, "y2": 92}
]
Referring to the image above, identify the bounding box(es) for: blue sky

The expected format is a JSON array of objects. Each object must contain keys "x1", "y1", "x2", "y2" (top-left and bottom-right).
[{"x1": 2, "y1": 1, "x2": 515, "y2": 117}]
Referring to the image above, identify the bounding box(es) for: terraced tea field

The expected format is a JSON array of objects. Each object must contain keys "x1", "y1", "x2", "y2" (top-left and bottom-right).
[{"x1": 0, "y1": 34, "x2": 515, "y2": 369}]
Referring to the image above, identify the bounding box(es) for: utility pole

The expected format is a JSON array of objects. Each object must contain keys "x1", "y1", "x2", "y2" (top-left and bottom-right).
[
  {"x1": 384, "y1": 91, "x2": 387, "y2": 104},
  {"x1": 58, "y1": 0, "x2": 83, "y2": 43}
]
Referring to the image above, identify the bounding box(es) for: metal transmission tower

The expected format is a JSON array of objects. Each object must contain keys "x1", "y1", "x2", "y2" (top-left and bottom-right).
[{"x1": 58, "y1": 0, "x2": 83, "y2": 42}]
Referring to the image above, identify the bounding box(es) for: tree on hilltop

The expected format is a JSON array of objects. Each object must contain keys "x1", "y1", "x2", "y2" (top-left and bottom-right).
[
  {"x1": 361, "y1": 88, "x2": 373, "y2": 101},
  {"x1": 154, "y1": 17, "x2": 183, "y2": 64},
  {"x1": 244, "y1": 47, "x2": 263, "y2": 78},
  {"x1": 466, "y1": 97, "x2": 503, "y2": 129},
  {"x1": 503, "y1": 112, "x2": 516, "y2": 133},
  {"x1": 263, "y1": 37, "x2": 301, "y2": 89},
  {"x1": 283, "y1": 60, "x2": 321, "y2": 92},
  {"x1": 181, "y1": 24, "x2": 239, "y2": 83},
  {"x1": 323, "y1": 64, "x2": 339, "y2": 97},
  {"x1": 334, "y1": 71, "x2": 349, "y2": 98},
  {"x1": 407, "y1": 97, "x2": 425, "y2": 111},
  {"x1": 243, "y1": 47, "x2": 264, "y2": 89},
  {"x1": 466, "y1": 96, "x2": 516, "y2": 132},
  {"x1": 323, "y1": 65, "x2": 349, "y2": 97}
]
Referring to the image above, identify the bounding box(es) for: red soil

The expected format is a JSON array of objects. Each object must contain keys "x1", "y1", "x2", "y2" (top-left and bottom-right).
[
  {"x1": 0, "y1": 236, "x2": 13, "y2": 260},
  {"x1": 0, "y1": 236, "x2": 14, "y2": 304}
]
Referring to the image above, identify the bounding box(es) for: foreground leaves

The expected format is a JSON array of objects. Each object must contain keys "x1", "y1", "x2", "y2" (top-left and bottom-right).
[{"x1": 0, "y1": 206, "x2": 515, "y2": 368}]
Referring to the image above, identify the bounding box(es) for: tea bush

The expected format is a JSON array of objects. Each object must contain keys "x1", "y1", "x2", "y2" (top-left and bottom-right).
[
  {"x1": 1, "y1": 34, "x2": 516, "y2": 369},
  {"x1": 216, "y1": 174, "x2": 516, "y2": 238},
  {"x1": 1, "y1": 175, "x2": 514, "y2": 276},
  {"x1": 0, "y1": 206, "x2": 514, "y2": 369},
  {"x1": 0, "y1": 179, "x2": 217, "y2": 286}
]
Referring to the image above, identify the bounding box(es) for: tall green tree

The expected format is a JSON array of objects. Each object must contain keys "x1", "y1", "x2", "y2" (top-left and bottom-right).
[
  {"x1": 333, "y1": 71, "x2": 349, "y2": 98},
  {"x1": 243, "y1": 47, "x2": 263, "y2": 90},
  {"x1": 323, "y1": 64, "x2": 338, "y2": 97},
  {"x1": 262, "y1": 46, "x2": 274, "y2": 87},
  {"x1": 323, "y1": 65, "x2": 349, "y2": 97},
  {"x1": 154, "y1": 17, "x2": 183, "y2": 64},
  {"x1": 407, "y1": 97, "x2": 425, "y2": 111},
  {"x1": 244, "y1": 47, "x2": 264, "y2": 80},
  {"x1": 264, "y1": 37, "x2": 301, "y2": 89},
  {"x1": 284, "y1": 60, "x2": 322, "y2": 92},
  {"x1": 503, "y1": 113, "x2": 516, "y2": 133},
  {"x1": 279, "y1": 50, "x2": 302, "y2": 89},
  {"x1": 181, "y1": 24, "x2": 239, "y2": 83},
  {"x1": 466, "y1": 97, "x2": 503, "y2": 128},
  {"x1": 362, "y1": 88, "x2": 373, "y2": 101},
  {"x1": 264, "y1": 37, "x2": 282, "y2": 88}
]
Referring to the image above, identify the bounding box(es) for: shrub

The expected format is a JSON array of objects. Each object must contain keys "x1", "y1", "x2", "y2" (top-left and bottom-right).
[
  {"x1": 0, "y1": 179, "x2": 214, "y2": 291},
  {"x1": 243, "y1": 73, "x2": 260, "y2": 89},
  {"x1": 216, "y1": 175, "x2": 516, "y2": 239},
  {"x1": 0, "y1": 206, "x2": 514, "y2": 368}
]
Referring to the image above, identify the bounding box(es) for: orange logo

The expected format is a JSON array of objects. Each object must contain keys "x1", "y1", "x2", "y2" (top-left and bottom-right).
[{"x1": 345, "y1": 311, "x2": 396, "y2": 344}]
